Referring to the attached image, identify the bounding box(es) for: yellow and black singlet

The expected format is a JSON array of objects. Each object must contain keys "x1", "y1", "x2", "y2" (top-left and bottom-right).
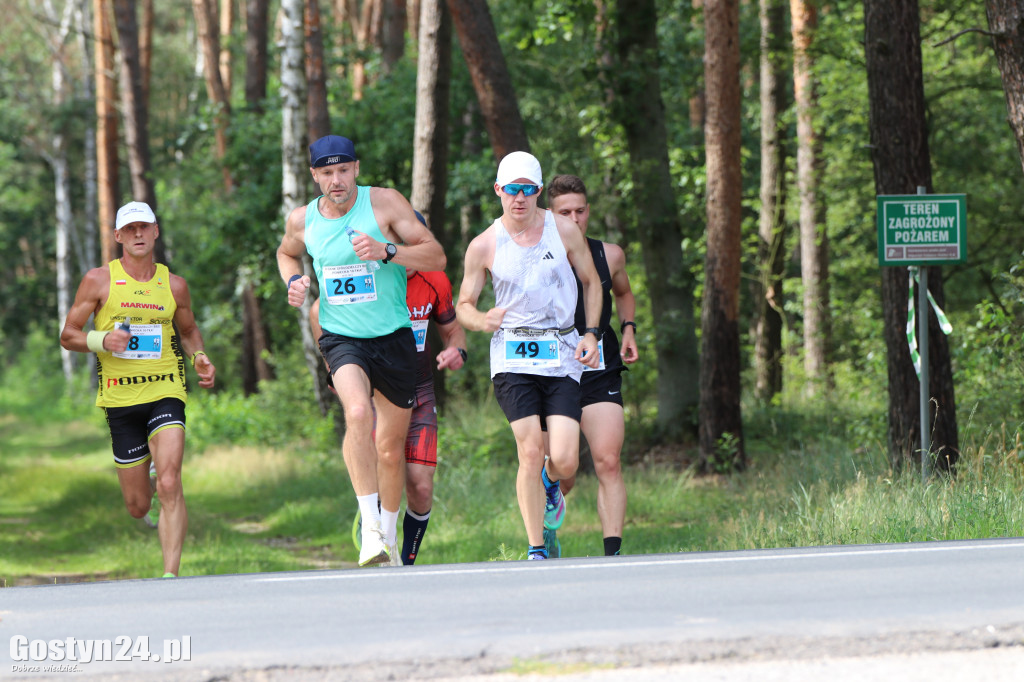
[{"x1": 93, "y1": 260, "x2": 187, "y2": 408}]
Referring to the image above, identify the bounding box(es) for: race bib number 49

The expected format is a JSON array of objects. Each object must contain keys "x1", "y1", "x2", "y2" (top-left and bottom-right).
[
  {"x1": 323, "y1": 264, "x2": 378, "y2": 305},
  {"x1": 504, "y1": 330, "x2": 560, "y2": 370}
]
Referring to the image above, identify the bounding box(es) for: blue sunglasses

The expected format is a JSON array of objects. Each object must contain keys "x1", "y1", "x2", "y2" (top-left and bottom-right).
[{"x1": 501, "y1": 183, "x2": 541, "y2": 197}]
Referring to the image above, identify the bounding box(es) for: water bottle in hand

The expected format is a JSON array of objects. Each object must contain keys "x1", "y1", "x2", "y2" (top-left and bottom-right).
[{"x1": 346, "y1": 226, "x2": 380, "y2": 272}]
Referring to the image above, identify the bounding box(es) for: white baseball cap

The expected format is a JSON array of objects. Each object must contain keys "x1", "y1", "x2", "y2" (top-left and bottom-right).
[
  {"x1": 115, "y1": 201, "x2": 157, "y2": 230},
  {"x1": 495, "y1": 151, "x2": 543, "y2": 187}
]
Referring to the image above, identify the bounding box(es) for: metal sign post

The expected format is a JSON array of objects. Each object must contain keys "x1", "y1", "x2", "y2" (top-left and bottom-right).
[{"x1": 877, "y1": 190, "x2": 965, "y2": 480}]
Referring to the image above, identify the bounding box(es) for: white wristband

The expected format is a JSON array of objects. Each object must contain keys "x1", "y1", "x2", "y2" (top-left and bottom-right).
[{"x1": 86, "y1": 330, "x2": 109, "y2": 353}]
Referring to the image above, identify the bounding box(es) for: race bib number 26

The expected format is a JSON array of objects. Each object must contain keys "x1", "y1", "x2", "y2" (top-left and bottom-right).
[{"x1": 323, "y1": 264, "x2": 378, "y2": 305}]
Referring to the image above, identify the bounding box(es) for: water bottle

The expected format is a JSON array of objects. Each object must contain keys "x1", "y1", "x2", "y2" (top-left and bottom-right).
[{"x1": 346, "y1": 225, "x2": 380, "y2": 272}]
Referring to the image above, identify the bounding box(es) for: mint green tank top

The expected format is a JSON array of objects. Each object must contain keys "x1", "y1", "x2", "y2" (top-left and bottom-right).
[{"x1": 304, "y1": 188, "x2": 409, "y2": 338}]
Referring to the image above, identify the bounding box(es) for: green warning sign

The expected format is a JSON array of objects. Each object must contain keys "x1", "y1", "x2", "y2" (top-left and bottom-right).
[{"x1": 877, "y1": 194, "x2": 966, "y2": 266}]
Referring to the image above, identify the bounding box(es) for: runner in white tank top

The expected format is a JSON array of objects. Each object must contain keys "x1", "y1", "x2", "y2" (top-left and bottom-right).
[
  {"x1": 456, "y1": 151, "x2": 603, "y2": 560},
  {"x1": 488, "y1": 210, "x2": 583, "y2": 381}
]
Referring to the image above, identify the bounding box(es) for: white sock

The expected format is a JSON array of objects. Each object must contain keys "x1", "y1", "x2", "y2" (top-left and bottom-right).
[
  {"x1": 381, "y1": 507, "x2": 400, "y2": 547},
  {"x1": 357, "y1": 493, "x2": 381, "y2": 531}
]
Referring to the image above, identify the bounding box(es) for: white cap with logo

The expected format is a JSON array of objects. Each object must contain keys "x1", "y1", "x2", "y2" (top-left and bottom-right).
[
  {"x1": 495, "y1": 151, "x2": 543, "y2": 187},
  {"x1": 115, "y1": 201, "x2": 157, "y2": 230}
]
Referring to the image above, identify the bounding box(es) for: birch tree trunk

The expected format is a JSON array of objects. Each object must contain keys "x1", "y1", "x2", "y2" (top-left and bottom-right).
[
  {"x1": 753, "y1": 0, "x2": 790, "y2": 401},
  {"x1": 282, "y1": 0, "x2": 332, "y2": 418},
  {"x1": 44, "y1": 0, "x2": 78, "y2": 383},
  {"x1": 76, "y1": 0, "x2": 98, "y2": 275}
]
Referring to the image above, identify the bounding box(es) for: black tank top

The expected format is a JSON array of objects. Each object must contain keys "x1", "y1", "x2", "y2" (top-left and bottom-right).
[{"x1": 573, "y1": 237, "x2": 623, "y2": 372}]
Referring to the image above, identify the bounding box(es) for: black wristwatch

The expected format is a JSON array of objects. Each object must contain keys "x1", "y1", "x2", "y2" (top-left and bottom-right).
[
  {"x1": 383, "y1": 243, "x2": 397, "y2": 264},
  {"x1": 584, "y1": 327, "x2": 601, "y2": 338}
]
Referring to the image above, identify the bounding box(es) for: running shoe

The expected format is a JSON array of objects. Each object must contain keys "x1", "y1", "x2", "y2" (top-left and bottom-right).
[
  {"x1": 527, "y1": 550, "x2": 548, "y2": 560},
  {"x1": 386, "y1": 542, "x2": 403, "y2": 567},
  {"x1": 358, "y1": 520, "x2": 390, "y2": 567},
  {"x1": 144, "y1": 462, "x2": 159, "y2": 529},
  {"x1": 543, "y1": 527, "x2": 561, "y2": 558},
  {"x1": 543, "y1": 480, "x2": 566, "y2": 530},
  {"x1": 351, "y1": 510, "x2": 362, "y2": 551}
]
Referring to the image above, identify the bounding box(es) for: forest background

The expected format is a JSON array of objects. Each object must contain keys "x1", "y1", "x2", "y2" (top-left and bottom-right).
[{"x1": 3, "y1": 0, "x2": 1024, "y2": 578}]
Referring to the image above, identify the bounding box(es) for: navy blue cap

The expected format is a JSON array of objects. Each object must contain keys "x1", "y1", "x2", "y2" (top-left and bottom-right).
[{"x1": 309, "y1": 135, "x2": 357, "y2": 168}]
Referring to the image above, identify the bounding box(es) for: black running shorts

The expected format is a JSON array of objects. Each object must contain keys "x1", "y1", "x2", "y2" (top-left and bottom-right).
[
  {"x1": 319, "y1": 327, "x2": 417, "y2": 409},
  {"x1": 104, "y1": 397, "x2": 186, "y2": 469},
  {"x1": 580, "y1": 367, "x2": 625, "y2": 408},
  {"x1": 492, "y1": 372, "x2": 582, "y2": 424}
]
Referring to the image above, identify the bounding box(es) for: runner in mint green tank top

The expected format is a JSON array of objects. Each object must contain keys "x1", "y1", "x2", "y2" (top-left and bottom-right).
[
  {"x1": 305, "y1": 187, "x2": 410, "y2": 338},
  {"x1": 278, "y1": 134, "x2": 447, "y2": 569}
]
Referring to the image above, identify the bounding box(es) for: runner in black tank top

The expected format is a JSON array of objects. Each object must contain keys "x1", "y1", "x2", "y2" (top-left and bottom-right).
[{"x1": 549, "y1": 174, "x2": 640, "y2": 557}]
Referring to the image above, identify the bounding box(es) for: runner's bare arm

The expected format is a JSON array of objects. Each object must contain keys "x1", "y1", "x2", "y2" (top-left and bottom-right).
[
  {"x1": 435, "y1": 318, "x2": 468, "y2": 371},
  {"x1": 60, "y1": 267, "x2": 114, "y2": 353},
  {"x1": 456, "y1": 232, "x2": 505, "y2": 333},
  {"x1": 605, "y1": 242, "x2": 639, "y2": 364},
  {"x1": 171, "y1": 274, "x2": 216, "y2": 389},
  {"x1": 277, "y1": 205, "x2": 311, "y2": 308},
  {"x1": 352, "y1": 188, "x2": 446, "y2": 272},
  {"x1": 556, "y1": 213, "x2": 601, "y2": 366}
]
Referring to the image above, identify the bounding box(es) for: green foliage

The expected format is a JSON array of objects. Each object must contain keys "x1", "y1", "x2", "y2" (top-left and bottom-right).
[{"x1": 186, "y1": 372, "x2": 339, "y2": 455}]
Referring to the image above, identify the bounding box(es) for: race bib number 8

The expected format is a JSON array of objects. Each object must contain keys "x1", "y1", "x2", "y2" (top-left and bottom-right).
[
  {"x1": 113, "y1": 323, "x2": 162, "y2": 360},
  {"x1": 504, "y1": 330, "x2": 559, "y2": 370},
  {"x1": 323, "y1": 264, "x2": 378, "y2": 305}
]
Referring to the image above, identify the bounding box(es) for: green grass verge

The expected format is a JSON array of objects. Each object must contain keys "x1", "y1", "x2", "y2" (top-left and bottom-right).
[{"x1": 2, "y1": 382, "x2": 1023, "y2": 585}]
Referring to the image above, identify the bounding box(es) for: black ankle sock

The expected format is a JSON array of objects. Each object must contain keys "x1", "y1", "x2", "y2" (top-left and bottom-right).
[
  {"x1": 401, "y1": 508, "x2": 430, "y2": 565},
  {"x1": 603, "y1": 536, "x2": 622, "y2": 556}
]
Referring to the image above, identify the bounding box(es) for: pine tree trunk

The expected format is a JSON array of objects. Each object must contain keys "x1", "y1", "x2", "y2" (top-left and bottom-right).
[
  {"x1": 699, "y1": 0, "x2": 745, "y2": 471},
  {"x1": 113, "y1": 0, "x2": 163, "y2": 263},
  {"x1": 608, "y1": 0, "x2": 700, "y2": 442},
  {"x1": 244, "y1": 0, "x2": 269, "y2": 107},
  {"x1": 412, "y1": 0, "x2": 453, "y2": 407},
  {"x1": 94, "y1": 0, "x2": 119, "y2": 262},
  {"x1": 792, "y1": 0, "x2": 832, "y2": 396},
  {"x1": 864, "y1": 0, "x2": 959, "y2": 470},
  {"x1": 986, "y1": 0, "x2": 1024, "y2": 176},
  {"x1": 446, "y1": 0, "x2": 530, "y2": 157}
]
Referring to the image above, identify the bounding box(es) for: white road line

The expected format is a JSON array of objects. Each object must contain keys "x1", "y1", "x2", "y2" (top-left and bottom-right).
[{"x1": 252, "y1": 540, "x2": 1024, "y2": 583}]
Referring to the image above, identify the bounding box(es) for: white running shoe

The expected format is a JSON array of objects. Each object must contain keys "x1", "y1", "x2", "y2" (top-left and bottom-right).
[
  {"x1": 358, "y1": 521, "x2": 390, "y2": 567},
  {"x1": 387, "y1": 542, "x2": 403, "y2": 567}
]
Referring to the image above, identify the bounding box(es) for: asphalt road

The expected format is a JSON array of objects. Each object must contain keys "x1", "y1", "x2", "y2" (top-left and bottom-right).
[{"x1": 2, "y1": 538, "x2": 1023, "y2": 680}]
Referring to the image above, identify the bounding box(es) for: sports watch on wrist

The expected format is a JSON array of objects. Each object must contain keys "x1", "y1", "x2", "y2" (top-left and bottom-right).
[
  {"x1": 383, "y1": 243, "x2": 397, "y2": 264},
  {"x1": 584, "y1": 327, "x2": 601, "y2": 338}
]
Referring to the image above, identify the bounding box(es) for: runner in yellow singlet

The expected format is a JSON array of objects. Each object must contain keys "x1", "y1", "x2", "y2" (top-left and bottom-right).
[{"x1": 60, "y1": 202, "x2": 216, "y2": 578}]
